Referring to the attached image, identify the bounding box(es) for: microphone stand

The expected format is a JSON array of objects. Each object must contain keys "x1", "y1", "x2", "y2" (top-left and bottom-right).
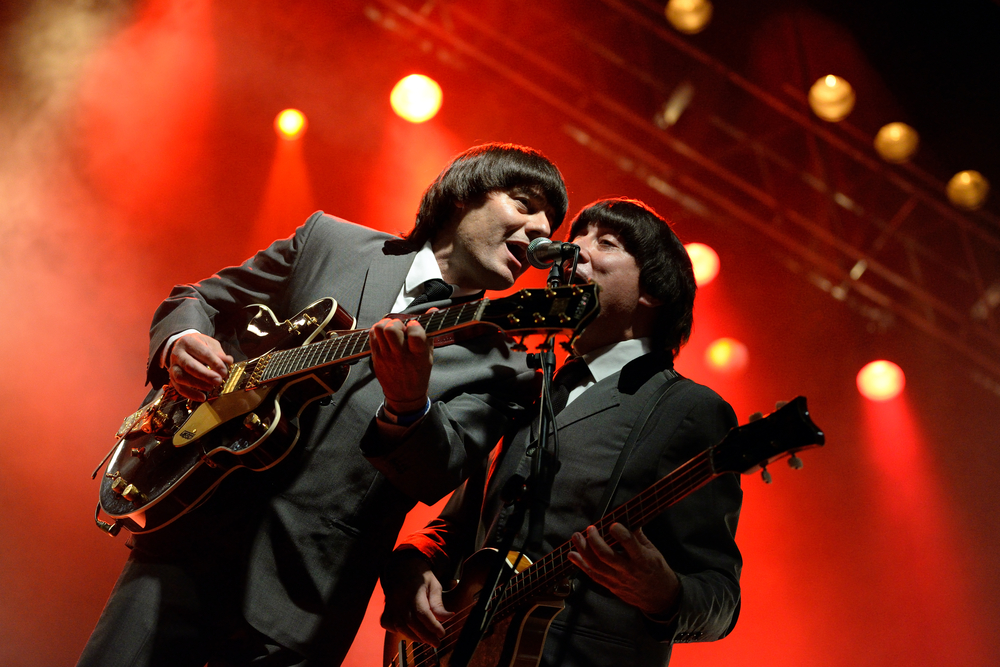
[{"x1": 448, "y1": 250, "x2": 578, "y2": 667}]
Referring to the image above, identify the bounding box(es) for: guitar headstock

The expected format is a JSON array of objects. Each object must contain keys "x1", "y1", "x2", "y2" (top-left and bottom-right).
[
  {"x1": 710, "y1": 396, "x2": 825, "y2": 478},
  {"x1": 481, "y1": 284, "x2": 601, "y2": 336}
]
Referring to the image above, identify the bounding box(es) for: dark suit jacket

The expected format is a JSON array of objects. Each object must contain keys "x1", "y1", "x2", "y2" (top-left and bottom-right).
[
  {"x1": 131, "y1": 212, "x2": 538, "y2": 663},
  {"x1": 394, "y1": 354, "x2": 743, "y2": 666}
]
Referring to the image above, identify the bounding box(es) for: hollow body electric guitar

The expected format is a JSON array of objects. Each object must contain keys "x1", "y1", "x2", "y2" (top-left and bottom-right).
[
  {"x1": 94, "y1": 285, "x2": 600, "y2": 536},
  {"x1": 389, "y1": 397, "x2": 825, "y2": 667}
]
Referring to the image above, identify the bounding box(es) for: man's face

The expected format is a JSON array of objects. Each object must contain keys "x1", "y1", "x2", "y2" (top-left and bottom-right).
[
  {"x1": 438, "y1": 188, "x2": 553, "y2": 290},
  {"x1": 569, "y1": 223, "x2": 655, "y2": 352}
]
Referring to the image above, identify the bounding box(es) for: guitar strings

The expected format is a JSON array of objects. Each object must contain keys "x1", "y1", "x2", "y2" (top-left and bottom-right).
[
  {"x1": 399, "y1": 452, "x2": 718, "y2": 665},
  {"x1": 260, "y1": 302, "x2": 480, "y2": 383}
]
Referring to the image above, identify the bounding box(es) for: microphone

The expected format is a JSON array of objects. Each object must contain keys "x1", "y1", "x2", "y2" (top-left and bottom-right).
[{"x1": 526, "y1": 238, "x2": 579, "y2": 269}]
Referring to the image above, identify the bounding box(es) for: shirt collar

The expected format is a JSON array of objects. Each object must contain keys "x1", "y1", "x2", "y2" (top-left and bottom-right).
[
  {"x1": 580, "y1": 337, "x2": 654, "y2": 385},
  {"x1": 404, "y1": 242, "x2": 478, "y2": 299}
]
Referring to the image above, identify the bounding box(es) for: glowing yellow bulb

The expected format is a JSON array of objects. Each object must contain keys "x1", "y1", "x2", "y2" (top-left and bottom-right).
[
  {"x1": 946, "y1": 170, "x2": 990, "y2": 210},
  {"x1": 808, "y1": 75, "x2": 855, "y2": 122},
  {"x1": 274, "y1": 109, "x2": 307, "y2": 140},
  {"x1": 705, "y1": 338, "x2": 749, "y2": 373},
  {"x1": 665, "y1": 0, "x2": 713, "y2": 34},
  {"x1": 390, "y1": 74, "x2": 443, "y2": 123},
  {"x1": 685, "y1": 242, "x2": 720, "y2": 286},
  {"x1": 874, "y1": 122, "x2": 919, "y2": 163},
  {"x1": 857, "y1": 360, "x2": 905, "y2": 401}
]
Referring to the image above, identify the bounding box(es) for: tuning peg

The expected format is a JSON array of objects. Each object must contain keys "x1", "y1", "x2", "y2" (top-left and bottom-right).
[
  {"x1": 761, "y1": 467, "x2": 772, "y2": 484},
  {"x1": 788, "y1": 455, "x2": 803, "y2": 470}
]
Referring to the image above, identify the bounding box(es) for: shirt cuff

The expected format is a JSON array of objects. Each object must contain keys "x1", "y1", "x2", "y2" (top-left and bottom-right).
[
  {"x1": 161, "y1": 329, "x2": 201, "y2": 367},
  {"x1": 377, "y1": 398, "x2": 431, "y2": 427}
]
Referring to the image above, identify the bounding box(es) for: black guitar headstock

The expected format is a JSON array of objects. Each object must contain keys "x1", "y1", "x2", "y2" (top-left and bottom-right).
[
  {"x1": 710, "y1": 396, "x2": 825, "y2": 479},
  {"x1": 480, "y1": 284, "x2": 601, "y2": 336}
]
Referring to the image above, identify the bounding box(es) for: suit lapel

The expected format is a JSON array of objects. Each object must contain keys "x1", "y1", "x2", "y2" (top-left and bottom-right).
[
  {"x1": 356, "y1": 243, "x2": 415, "y2": 326},
  {"x1": 554, "y1": 375, "x2": 622, "y2": 429}
]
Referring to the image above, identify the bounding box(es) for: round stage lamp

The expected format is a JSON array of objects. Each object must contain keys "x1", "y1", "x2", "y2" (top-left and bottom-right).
[
  {"x1": 665, "y1": 0, "x2": 713, "y2": 35},
  {"x1": 390, "y1": 74, "x2": 443, "y2": 123},
  {"x1": 946, "y1": 170, "x2": 990, "y2": 211},
  {"x1": 857, "y1": 360, "x2": 905, "y2": 401},
  {"x1": 874, "y1": 122, "x2": 919, "y2": 163},
  {"x1": 808, "y1": 75, "x2": 855, "y2": 122},
  {"x1": 705, "y1": 338, "x2": 748, "y2": 373},
  {"x1": 274, "y1": 109, "x2": 307, "y2": 140},
  {"x1": 685, "y1": 242, "x2": 720, "y2": 286}
]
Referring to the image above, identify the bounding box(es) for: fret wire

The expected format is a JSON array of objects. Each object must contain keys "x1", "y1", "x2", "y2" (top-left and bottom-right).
[
  {"x1": 329, "y1": 335, "x2": 349, "y2": 362},
  {"x1": 306, "y1": 343, "x2": 319, "y2": 369}
]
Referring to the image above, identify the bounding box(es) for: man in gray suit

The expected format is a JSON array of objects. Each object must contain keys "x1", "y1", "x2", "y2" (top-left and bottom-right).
[
  {"x1": 379, "y1": 198, "x2": 742, "y2": 666},
  {"x1": 78, "y1": 143, "x2": 567, "y2": 666}
]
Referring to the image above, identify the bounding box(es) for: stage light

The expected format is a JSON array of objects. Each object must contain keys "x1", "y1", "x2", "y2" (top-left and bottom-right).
[
  {"x1": 857, "y1": 360, "x2": 905, "y2": 401},
  {"x1": 808, "y1": 75, "x2": 855, "y2": 122},
  {"x1": 685, "y1": 242, "x2": 719, "y2": 286},
  {"x1": 705, "y1": 337, "x2": 748, "y2": 373},
  {"x1": 874, "y1": 122, "x2": 919, "y2": 163},
  {"x1": 274, "y1": 109, "x2": 307, "y2": 140},
  {"x1": 390, "y1": 74, "x2": 443, "y2": 123},
  {"x1": 946, "y1": 170, "x2": 989, "y2": 211},
  {"x1": 665, "y1": 0, "x2": 713, "y2": 35}
]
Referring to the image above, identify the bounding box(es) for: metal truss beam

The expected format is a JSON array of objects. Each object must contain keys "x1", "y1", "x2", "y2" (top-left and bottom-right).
[{"x1": 368, "y1": 0, "x2": 1000, "y2": 383}]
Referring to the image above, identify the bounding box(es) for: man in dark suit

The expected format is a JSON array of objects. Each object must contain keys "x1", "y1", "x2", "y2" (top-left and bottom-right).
[
  {"x1": 78, "y1": 143, "x2": 568, "y2": 667},
  {"x1": 378, "y1": 198, "x2": 742, "y2": 666}
]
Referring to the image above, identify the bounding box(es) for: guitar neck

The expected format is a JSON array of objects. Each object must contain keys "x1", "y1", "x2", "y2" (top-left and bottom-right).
[
  {"x1": 256, "y1": 300, "x2": 488, "y2": 385},
  {"x1": 495, "y1": 448, "x2": 716, "y2": 619}
]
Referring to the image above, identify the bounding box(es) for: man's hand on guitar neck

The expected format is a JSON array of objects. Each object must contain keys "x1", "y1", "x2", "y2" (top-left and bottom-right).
[
  {"x1": 370, "y1": 316, "x2": 434, "y2": 417},
  {"x1": 569, "y1": 523, "x2": 681, "y2": 618},
  {"x1": 168, "y1": 333, "x2": 234, "y2": 402},
  {"x1": 380, "y1": 553, "x2": 453, "y2": 647}
]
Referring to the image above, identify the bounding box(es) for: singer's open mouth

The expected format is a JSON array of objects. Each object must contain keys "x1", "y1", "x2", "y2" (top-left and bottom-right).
[{"x1": 506, "y1": 242, "x2": 526, "y2": 267}]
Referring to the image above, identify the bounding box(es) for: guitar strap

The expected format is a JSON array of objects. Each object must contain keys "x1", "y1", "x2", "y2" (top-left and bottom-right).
[{"x1": 594, "y1": 370, "x2": 684, "y2": 519}]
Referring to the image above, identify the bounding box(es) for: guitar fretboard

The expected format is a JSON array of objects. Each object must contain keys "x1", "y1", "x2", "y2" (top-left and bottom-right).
[{"x1": 258, "y1": 300, "x2": 487, "y2": 383}]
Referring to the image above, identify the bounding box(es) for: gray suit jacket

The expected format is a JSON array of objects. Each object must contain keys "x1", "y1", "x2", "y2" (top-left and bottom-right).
[
  {"x1": 395, "y1": 354, "x2": 742, "y2": 666},
  {"x1": 134, "y1": 212, "x2": 538, "y2": 663}
]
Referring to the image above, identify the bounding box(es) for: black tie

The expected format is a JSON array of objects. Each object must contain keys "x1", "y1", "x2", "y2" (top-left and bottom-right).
[
  {"x1": 549, "y1": 357, "x2": 591, "y2": 414},
  {"x1": 409, "y1": 278, "x2": 454, "y2": 307}
]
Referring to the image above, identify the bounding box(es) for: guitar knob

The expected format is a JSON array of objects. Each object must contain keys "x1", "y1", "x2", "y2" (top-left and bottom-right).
[
  {"x1": 788, "y1": 455, "x2": 804, "y2": 470},
  {"x1": 761, "y1": 467, "x2": 773, "y2": 484},
  {"x1": 121, "y1": 484, "x2": 145, "y2": 503}
]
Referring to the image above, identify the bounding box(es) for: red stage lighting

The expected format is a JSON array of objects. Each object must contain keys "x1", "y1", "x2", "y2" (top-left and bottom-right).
[
  {"x1": 390, "y1": 74, "x2": 443, "y2": 123},
  {"x1": 685, "y1": 242, "x2": 719, "y2": 286},
  {"x1": 857, "y1": 360, "x2": 905, "y2": 401},
  {"x1": 275, "y1": 109, "x2": 307, "y2": 140},
  {"x1": 705, "y1": 337, "x2": 748, "y2": 373}
]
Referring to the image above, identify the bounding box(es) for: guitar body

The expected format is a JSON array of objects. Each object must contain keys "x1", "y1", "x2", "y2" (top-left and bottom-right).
[
  {"x1": 93, "y1": 285, "x2": 603, "y2": 536},
  {"x1": 97, "y1": 298, "x2": 356, "y2": 534},
  {"x1": 389, "y1": 549, "x2": 567, "y2": 667}
]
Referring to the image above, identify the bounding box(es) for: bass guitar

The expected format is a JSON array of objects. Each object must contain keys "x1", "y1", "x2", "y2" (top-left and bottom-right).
[
  {"x1": 94, "y1": 284, "x2": 600, "y2": 536},
  {"x1": 389, "y1": 396, "x2": 825, "y2": 667}
]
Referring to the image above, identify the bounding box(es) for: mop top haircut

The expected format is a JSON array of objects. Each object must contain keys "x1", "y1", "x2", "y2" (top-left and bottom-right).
[
  {"x1": 569, "y1": 197, "x2": 697, "y2": 359},
  {"x1": 406, "y1": 142, "x2": 569, "y2": 248}
]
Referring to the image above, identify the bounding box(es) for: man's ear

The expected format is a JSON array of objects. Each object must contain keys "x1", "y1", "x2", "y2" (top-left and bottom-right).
[{"x1": 638, "y1": 290, "x2": 662, "y2": 308}]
